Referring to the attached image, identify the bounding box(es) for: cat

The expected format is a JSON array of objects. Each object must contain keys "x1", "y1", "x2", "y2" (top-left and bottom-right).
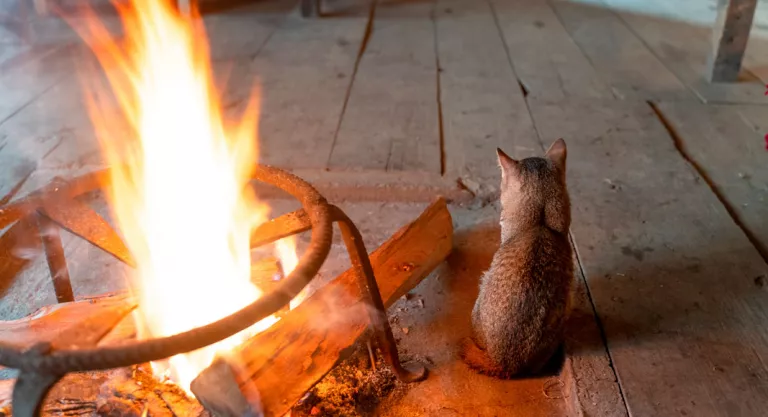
[{"x1": 461, "y1": 138, "x2": 574, "y2": 378}]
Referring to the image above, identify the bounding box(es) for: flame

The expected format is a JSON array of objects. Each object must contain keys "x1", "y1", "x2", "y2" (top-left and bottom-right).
[
  {"x1": 275, "y1": 237, "x2": 309, "y2": 309},
  {"x1": 72, "y1": 0, "x2": 298, "y2": 392}
]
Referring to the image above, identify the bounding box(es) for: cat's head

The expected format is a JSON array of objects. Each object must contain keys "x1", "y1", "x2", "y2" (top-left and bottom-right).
[{"x1": 496, "y1": 138, "x2": 570, "y2": 237}]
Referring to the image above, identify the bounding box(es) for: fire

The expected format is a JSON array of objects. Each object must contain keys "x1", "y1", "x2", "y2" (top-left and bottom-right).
[{"x1": 72, "y1": 0, "x2": 298, "y2": 391}]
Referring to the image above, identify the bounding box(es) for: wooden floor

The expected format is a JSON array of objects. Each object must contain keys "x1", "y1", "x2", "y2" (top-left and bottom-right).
[{"x1": 2, "y1": 0, "x2": 768, "y2": 416}]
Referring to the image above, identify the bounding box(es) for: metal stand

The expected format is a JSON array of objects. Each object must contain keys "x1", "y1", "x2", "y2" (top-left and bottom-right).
[
  {"x1": 331, "y1": 206, "x2": 426, "y2": 382},
  {"x1": 0, "y1": 165, "x2": 426, "y2": 416}
]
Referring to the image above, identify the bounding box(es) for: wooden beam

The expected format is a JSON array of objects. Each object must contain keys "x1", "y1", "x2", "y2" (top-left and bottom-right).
[
  {"x1": 708, "y1": 0, "x2": 757, "y2": 82},
  {"x1": 196, "y1": 198, "x2": 454, "y2": 416}
]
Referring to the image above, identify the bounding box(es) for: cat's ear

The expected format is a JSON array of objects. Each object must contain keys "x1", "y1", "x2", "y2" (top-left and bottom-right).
[
  {"x1": 545, "y1": 138, "x2": 567, "y2": 173},
  {"x1": 497, "y1": 148, "x2": 520, "y2": 183}
]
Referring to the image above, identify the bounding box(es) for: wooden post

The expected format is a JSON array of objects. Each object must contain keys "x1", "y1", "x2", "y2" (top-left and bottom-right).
[{"x1": 707, "y1": 0, "x2": 757, "y2": 83}]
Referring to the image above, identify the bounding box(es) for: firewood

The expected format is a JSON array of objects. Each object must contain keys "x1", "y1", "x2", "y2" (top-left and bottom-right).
[
  {"x1": 39, "y1": 197, "x2": 136, "y2": 267},
  {"x1": 0, "y1": 293, "x2": 136, "y2": 417},
  {"x1": 195, "y1": 198, "x2": 453, "y2": 416},
  {"x1": 0, "y1": 198, "x2": 452, "y2": 417},
  {"x1": 0, "y1": 292, "x2": 135, "y2": 351}
]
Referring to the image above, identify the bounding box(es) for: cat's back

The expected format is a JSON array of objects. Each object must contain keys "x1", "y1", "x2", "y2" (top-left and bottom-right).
[
  {"x1": 494, "y1": 226, "x2": 571, "y2": 280},
  {"x1": 483, "y1": 226, "x2": 573, "y2": 316}
]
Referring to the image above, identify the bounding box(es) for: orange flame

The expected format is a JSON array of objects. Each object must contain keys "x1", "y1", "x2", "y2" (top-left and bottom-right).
[{"x1": 73, "y1": 0, "x2": 298, "y2": 392}]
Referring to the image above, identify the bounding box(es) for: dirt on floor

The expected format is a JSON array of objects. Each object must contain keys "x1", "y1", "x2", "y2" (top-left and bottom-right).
[
  {"x1": 0, "y1": 200, "x2": 573, "y2": 417},
  {"x1": 286, "y1": 201, "x2": 571, "y2": 417}
]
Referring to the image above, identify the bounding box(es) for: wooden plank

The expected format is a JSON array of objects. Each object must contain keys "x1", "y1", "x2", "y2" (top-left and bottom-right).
[
  {"x1": 0, "y1": 217, "x2": 45, "y2": 324},
  {"x1": 0, "y1": 51, "x2": 123, "y2": 202},
  {"x1": 528, "y1": 97, "x2": 768, "y2": 416},
  {"x1": 489, "y1": 0, "x2": 613, "y2": 101},
  {"x1": 0, "y1": 292, "x2": 134, "y2": 380},
  {"x1": 217, "y1": 198, "x2": 454, "y2": 416},
  {"x1": 708, "y1": 0, "x2": 757, "y2": 83},
  {"x1": 202, "y1": 0, "x2": 293, "y2": 61},
  {"x1": 563, "y1": 257, "x2": 627, "y2": 417},
  {"x1": 654, "y1": 102, "x2": 768, "y2": 260},
  {"x1": 603, "y1": 0, "x2": 766, "y2": 104},
  {"x1": 434, "y1": 0, "x2": 540, "y2": 196},
  {"x1": 0, "y1": 195, "x2": 132, "y2": 322},
  {"x1": 0, "y1": 292, "x2": 134, "y2": 350},
  {"x1": 0, "y1": 44, "x2": 73, "y2": 126},
  {"x1": 328, "y1": 0, "x2": 441, "y2": 173},
  {"x1": 550, "y1": 0, "x2": 691, "y2": 101},
  {"x1": 40, "y1": 196, "x2": 136, "y2": 267},
  {"x1": 227, "y1": 0, "x2": 372, "y2": 170}
]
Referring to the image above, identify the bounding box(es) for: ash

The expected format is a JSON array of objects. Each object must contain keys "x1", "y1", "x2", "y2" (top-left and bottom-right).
[
  {"x1": 96, "y1": 365, "x2": 209, "y2": 417},
  {"x1": 291, "y1": 342, "x2": 398, "y2": 417}
]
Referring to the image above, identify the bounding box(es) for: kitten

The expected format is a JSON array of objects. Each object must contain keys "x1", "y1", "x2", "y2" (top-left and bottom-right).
[{"x1": 461, "y1": 138, "x2": 574, "y2": 377}]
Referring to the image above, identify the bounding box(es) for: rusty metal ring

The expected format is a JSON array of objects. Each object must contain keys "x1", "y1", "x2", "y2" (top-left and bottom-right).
[{"x1": 0, "y1": 164, "x2": 333, "y2": 374}]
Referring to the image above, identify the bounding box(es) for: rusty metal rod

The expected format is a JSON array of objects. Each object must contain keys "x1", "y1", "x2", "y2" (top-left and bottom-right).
[
  {"x1": 0, "y1": 166, "x2": 332, "y2": 376},
  {"x1": 330, "y1": 205, "x2": 426, "y2": 383}
]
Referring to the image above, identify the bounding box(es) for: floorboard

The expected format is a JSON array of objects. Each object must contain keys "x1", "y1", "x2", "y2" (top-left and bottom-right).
[
  {"x1": 529, "y1": 97, "x2": 768, "y2": 416},
  {"x1": 0, "y1": 44, "x2": 73, "y2": 126},
  {"x1": 489, "y1": 0, "x2": 614, "y2": 101},
  {"x1": 2, "y1": 0, "x2": 768, "y2": 414},
  {"x1": 329, "y1": 0, "x2": 441, "y2": 173},
  {"x1": 0, "y1": 61, "x2": 119, "y2": 201},
  {"x1": 246, "y1": 2, "x2": 373, "y2": 170},
  {"x1": 435, "y1": 0, "x2": 539, "y2": 195},
  {"x1": 564, "y1": 256, "x2": 628, "y2": 417},
  {"x1": 203, "y1": 0, "x2": 293, "y2": 61},
  {"x1": 551, "y1": 0, "x2": 691, "y2": 101},
  {"x1": 602, "y1": 0, "x2": 767, "y2": 105},
  {"x1": 655, "y1": 101, "x2": 768, "y2": 260}
]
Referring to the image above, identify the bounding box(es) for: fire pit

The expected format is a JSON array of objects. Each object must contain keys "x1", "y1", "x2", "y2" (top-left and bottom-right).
[
  {"x1": 0, "y1": 166, "x2": 443, "y2": 417},
  {"x1": 0, "y1": 1, "x2": 456, "y2": 414}
]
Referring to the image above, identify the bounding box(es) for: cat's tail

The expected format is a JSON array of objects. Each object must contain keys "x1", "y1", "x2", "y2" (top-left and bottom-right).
[{"x1": 459, "y1": 337, "x2": 513, "y2": 379}]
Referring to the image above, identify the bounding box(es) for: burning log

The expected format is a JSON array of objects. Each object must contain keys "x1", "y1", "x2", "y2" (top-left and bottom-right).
[
  {"x1": 193, "y1": 198, "x2": 453, "y2": 416},
  {"x1": 0, "y1": 293, "x2": 135, "y2": 417},
  {"x1": 0, "y1": 293, "x2": 135, "y2": 352},
  {"x1": 0, "y1": 198, "x2": 451, "y2": 416}
]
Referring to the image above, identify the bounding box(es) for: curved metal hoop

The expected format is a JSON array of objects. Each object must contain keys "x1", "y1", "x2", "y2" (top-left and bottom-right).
[{"x1": 0, "y1": 164, "x2": 333, "y2": 374}]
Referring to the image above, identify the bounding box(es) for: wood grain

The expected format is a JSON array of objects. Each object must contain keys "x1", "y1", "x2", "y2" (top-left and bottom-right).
[
  {"x1": 654, "y1": 102, "x2": 768, "y2": 260},
  {"x1": 203, "y1": 0, "x2": 293, "y2": 61},
  {"x1": 0, "y1": 44, "x2": 73, "y2": 126},
  {"x1": 602, "y1": 0, "x2": 766, "y2": 104},
  {"x1": 529, "y1": 97, "x2": 768, "y2": 416},
  {"x1": 563, "y1": 257, "x2": 627, "y2": 417},
  {"x1": 328, "y1": 0, "x2": 441, "y2": 173},
  {"x1": 236, "y1": 0, "x2": 372, "y2": 170},
  {"x1": 550, "y1": 0, "x2": 691, "y2": 101},
  {"x1": 0, "y1": 292, "x2": 134, "y2": 350},
  {"x1": 220, "y1": 198, "x2": 454, "y2": 416},
  {"x1": 489, "y1": 0, "x2": 613, "y2": 101},
  {"x1": 435, "y1": 0, "x2": 539, "y2": 196}
]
